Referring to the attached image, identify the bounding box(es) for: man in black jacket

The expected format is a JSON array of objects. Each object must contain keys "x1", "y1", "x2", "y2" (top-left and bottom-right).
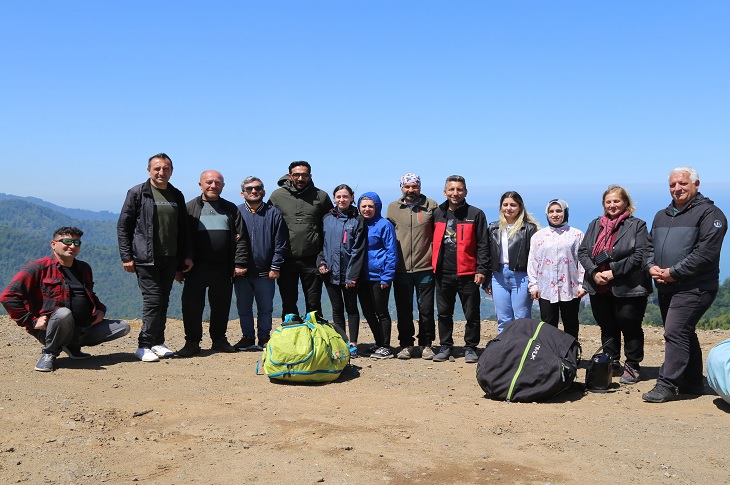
[
  {"x1": 178, "y1": 170, "x2": 249, "y2": 357},
  {"x1": 643, "y1": 166, "x2": 727, "y2": 403},
  {"x1": 117, "y1": 153, "x2": 193, "y2": 362}
]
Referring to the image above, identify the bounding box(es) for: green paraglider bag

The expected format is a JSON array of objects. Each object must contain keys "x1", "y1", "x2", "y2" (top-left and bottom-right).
[{"x1": 258, "y1": 312, "x2": 350, "y2": 383}]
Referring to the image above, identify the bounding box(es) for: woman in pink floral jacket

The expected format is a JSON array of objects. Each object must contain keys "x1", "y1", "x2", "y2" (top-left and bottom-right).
[{"x1": 527, "y1": 199, "x2": 585, "y2": 338}]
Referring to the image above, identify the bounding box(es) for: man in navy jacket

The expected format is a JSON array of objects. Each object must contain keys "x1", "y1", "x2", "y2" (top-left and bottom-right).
[{"x1": 234, "y1": 176, "x2": 289, "y2": 350}]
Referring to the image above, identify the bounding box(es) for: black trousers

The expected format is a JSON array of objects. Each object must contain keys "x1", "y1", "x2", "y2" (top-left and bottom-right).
[
  {"x1": 657, "y1": 288, "x2": 717, "y2": 391},
  {"x1": 324, "y1": 281, "x2": 360, "y2": 342},
  {"x1": 358, "y1": 281, "x2": 392, "y2": 347},
  {"x1": 393, "y1": 271, "x2": 435, "y2": 347},
  {"x1": 181, "y1": 262, "x2": 233, "y2": 343},
  {"x1": 589, "y1": 292, "x2": 647, "y2": 367},
  {"x1": 277, "y1": 255, "x2": 323, "y2": 319},
  {"x1": 435, "y1": 274, "x2": 481, "y2": 348},
  {"x1": 538, "y1": 297, "x2": 581, "y2": 339},
  {"x1": 136, "y1": 257, "x2": 177, "y2": 348}
]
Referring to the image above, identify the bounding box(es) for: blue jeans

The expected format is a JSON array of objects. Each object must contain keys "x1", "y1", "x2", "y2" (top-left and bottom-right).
[
  {"x1": 491, "y1": 265, "x2": 532, "y2": 334},
  {"x1": 234, "y1": 275, "x2": 276, "y2": 339}
]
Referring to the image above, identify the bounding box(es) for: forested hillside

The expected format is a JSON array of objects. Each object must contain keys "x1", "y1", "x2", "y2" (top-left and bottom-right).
[
  {"x1": 0, "y1": 193, "x2": 118, "y2": 221},
  {"x1": 1, "y1": 198, "x2": 729, "y2": 329},
  {"x1": 578, "y1": 278, "x2": 730, "y2": 330},
  {"x1": 0, "y1": 199, "x2": 155, "y2": 318}
]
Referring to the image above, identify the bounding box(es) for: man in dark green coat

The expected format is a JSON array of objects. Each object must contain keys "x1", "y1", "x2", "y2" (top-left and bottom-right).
[{"x1": 269, "y1": 161, "x2": 333, "y2": 319}]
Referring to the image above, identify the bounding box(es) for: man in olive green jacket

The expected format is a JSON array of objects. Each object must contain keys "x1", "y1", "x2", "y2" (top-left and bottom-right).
[
  {"x1": 386, "y1": 173, "x2": 439, "y2": 360},
  {"x1": 269, "y1": 161, "x2": 333, "y2": 319}
]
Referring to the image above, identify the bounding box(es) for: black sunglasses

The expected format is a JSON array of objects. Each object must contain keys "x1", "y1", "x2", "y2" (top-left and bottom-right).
[
  {"x1": 54, "y1": 238, "x2": 82, "y2": 247},
  {"x1": 243, "y1": 185, "x2": 264, "y2": 193}
]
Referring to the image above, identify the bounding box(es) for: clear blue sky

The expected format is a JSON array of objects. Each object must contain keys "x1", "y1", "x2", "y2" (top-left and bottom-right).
[{"x1": 1, "y1": 1, "x2": 728, "y2": 215}]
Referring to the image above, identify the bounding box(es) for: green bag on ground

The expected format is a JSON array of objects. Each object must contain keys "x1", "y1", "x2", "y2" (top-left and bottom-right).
[{"x1": 259, "y1": 312, "x2": 350, "y2": 383}]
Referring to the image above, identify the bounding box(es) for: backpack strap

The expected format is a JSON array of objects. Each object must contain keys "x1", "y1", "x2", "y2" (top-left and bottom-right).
[{"x1": 507, "y1": 321, "x2": 545, "y2": 402}]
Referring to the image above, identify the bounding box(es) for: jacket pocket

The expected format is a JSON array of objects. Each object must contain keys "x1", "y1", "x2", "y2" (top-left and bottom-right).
[{"x1": 41, "y1": 278, "x2": 63, "y2": 300}]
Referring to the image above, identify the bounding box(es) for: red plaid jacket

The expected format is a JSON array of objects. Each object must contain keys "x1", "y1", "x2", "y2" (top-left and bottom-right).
[{"x1": 0, "y1": 255, "x2": 106, "y2": 332}]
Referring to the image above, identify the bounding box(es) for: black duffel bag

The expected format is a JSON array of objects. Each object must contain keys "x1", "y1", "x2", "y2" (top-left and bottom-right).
[{"x1": 476, "y1": 318, "x2": 581, "y2": 402}]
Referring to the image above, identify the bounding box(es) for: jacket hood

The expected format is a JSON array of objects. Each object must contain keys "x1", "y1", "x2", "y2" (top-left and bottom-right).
[
  {"x1": 358, "y1": 192, "x2": 383, "y2": 222},
  {"x1": 276, "y1": 174, "x2": 290, "y2": 187}
]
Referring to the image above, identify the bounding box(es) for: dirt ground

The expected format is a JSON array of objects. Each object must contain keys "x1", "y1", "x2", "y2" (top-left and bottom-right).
[{"x1": 1, "y1": 315, "x2": 729, "y2": 485}]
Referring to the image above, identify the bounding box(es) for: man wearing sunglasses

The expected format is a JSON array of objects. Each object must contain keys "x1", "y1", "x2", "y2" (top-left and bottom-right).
[
  {"x1": 269, "y1": 161, "x2": 333, "y2": 319},
  {"x1": 1, "y1": 227, "x2": 131, "y2": 372},
  {"x1": 233, "y1": 176, "x2": 289, "y2": 350}
]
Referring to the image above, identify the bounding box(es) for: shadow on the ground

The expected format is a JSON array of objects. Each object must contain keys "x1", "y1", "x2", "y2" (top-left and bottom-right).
[{"x1": 712, "y1": 397, "x2": 730, "y2": 413}]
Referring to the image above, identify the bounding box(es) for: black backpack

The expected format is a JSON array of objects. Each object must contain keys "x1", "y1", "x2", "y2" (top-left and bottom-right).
[{"x1": 476, "y1": 318, "x2": 581, "y2": 402}]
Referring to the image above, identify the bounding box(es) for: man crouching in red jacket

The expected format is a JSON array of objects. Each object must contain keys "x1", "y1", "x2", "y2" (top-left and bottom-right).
[{"x1": 1, "y1": 226, "x2": 130, "y2": 372}]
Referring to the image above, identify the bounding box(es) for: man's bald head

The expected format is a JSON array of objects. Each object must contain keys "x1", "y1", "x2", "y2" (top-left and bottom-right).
[{"x1": 199, "y1": 170, "x2": 225, "y2": 201}]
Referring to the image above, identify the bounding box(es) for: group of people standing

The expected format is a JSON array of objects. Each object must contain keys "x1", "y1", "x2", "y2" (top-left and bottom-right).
[
  {"x1": 486, "y1": 168, "x2": 727, "y2": 403},
  {"x1": 1, "y1": 156, "x2": 726, "y2": 404}
]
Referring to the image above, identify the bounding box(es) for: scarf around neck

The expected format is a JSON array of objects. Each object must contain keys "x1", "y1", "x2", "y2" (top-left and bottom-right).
[{"x1": 592, "y1": 211, "x2": 630, "y2": 257}]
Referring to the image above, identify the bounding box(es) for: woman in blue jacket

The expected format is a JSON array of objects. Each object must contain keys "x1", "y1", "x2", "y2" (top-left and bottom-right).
[
  {"x1": 357, "y1": 192, "x2": 398, "y2": 359},
  {"x1": 317, "y1": 184, "x2": 366, "y2": 354}
]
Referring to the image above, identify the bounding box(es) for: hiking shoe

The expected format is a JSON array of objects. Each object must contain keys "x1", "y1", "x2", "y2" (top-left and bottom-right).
[
  {"x1": 135, "y1": 347, "x2": 160, "y2": 362},
  {"x1": 63, "y1": 346, "x2": 91, "y2": 359},
  {"x1": 151, "y1": 344, "x2": 174, "y2": 358},
  {"x1": 642, "y1": 384, "x2": 678, "y2": 403},
  {"x1": 432, "y1": 346, "x2": 452, "y2": 362},
  {"x1": 464, "y1": 347, "x2": 479, "y2": 364},
  {"x1": 235, "y1": 336, "x2": 258, "y2": 351},
  {"x1": 619, "y1": 364, "x2": 640, "y2": 384},
  {"x1": 211, "y1": 339, "x2": 236, "y2": 353},
  {"x1": 611, "y1": 360, "x2": 623, "y2": 377},
  {"x1": 397, "y1": 346, "x2": 414, "y2": 360},
  {"x1": 176, "y1": 341, "x2": 201, "y2": 357},
  {"x1": 257, "y1": 335, "x2": 270, "y2": 349},
  {"x1": 421, "y1": 346, "x2": 435, "y2": 360},
  {"x1": 371, "y1": 347, "x2": 395, "y2": 360},
  {"x1": 35, "y1": 353, "x2": 55, "y2": 372},
  {"x1": 348, "y1": 343, "x2": 358, "y2": 358},
  {"x1": 679, "y1": 383, "x2": 705, "y2": 395}
]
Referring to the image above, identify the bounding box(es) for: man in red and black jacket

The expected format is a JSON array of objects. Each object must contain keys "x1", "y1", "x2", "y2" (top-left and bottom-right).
[
  {"x1": 1, "y1": 227, "x2": 131, "y2": 372},
  {"x1": 431, "y1": 175, "x2": 490, "y2": 363}
]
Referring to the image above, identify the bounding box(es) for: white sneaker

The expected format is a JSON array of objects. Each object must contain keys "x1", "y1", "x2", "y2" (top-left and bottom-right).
[
  {"x1": 151, "y1": 344, "x2": 174, "y2": 358},
  {"x1": 135, "y1": 347, "x2": 160, "y2": 362}
]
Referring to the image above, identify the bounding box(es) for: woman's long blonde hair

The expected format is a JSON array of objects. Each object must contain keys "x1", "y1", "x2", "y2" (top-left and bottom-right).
[{"x1": 499, "y1": 191, "x2": 540, "y2": 238}]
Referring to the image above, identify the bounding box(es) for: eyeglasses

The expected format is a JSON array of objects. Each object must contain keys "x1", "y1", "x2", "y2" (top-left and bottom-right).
[
  {"x1": 54, "y1": 238, "x2": 82, "y2": 247},
  {"x1": 289, "y1": 173, "x2": 310, "y2": 179},
  {"x1": 243, "y1": 185, "x2": 264, "y2": 193}
]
